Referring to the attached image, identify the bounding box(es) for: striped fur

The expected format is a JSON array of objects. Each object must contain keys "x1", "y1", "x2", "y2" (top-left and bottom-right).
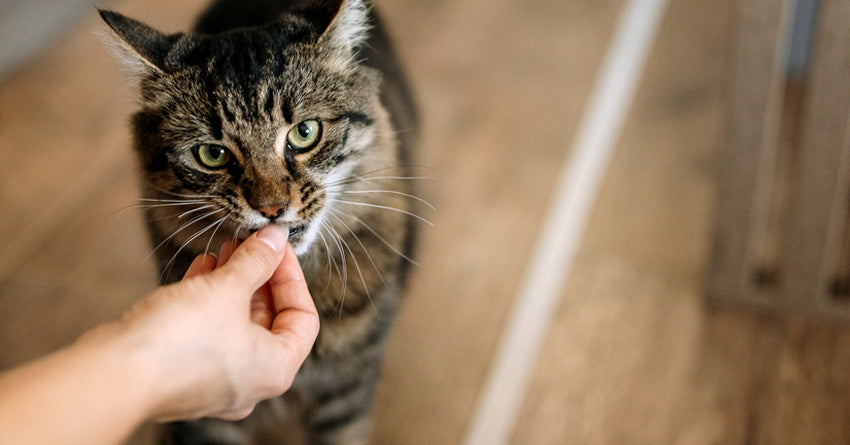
[{"x1": 101, "y1": 1, "x2": 419, "y2": 443}]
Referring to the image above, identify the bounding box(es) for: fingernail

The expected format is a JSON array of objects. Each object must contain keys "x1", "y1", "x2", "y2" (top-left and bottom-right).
[{"x1": 255, "y1": 225, "x2": 289, "y2": 252}]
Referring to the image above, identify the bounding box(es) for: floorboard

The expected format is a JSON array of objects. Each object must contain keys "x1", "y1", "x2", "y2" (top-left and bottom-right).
[{"x1": 1, "y1": 0, "x2": 850, "y2": 444}]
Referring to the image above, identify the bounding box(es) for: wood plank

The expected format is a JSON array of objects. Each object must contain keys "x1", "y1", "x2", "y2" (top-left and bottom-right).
[
  {"x1": 0, "y1": 0, "x2": 208, "y2": 283},
  {"x1": 0, "y1": 0, "x2": 622, "y2": 444},
  {"x1": 0, "y1": 160, "x2": 156, "y2": 368},
  {"x1": 515, "y1": 0, "x2": 850, "y2": 443},
  {"x1": 707, "y1": 0, "x2": 794, "y2": 305},
  {"x1": 7, "y1": 0, "x2": 850, "y2": 444},
  {"x1": 371, "y1": 0, "x2": 626, "y2": 442},
  {"x1": 513, "y1": 0, "x2": 735, "y2": 441},
  {"x1": 783, "y1": 0, "x2": 850, "y2": 315}
]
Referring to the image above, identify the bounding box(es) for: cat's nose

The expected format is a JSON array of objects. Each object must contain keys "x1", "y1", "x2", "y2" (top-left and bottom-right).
[{"x1": 258, "y1": 204, "x2": 286, "y2": 219}]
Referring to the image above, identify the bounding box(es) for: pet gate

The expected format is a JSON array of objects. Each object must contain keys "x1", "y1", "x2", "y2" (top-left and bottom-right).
[{"x1": 708, "y1": 0, "x2": 850, "y2": 321}]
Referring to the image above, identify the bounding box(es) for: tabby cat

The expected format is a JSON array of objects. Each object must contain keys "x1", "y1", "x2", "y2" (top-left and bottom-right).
[{"x1": 100, "y1": 0, "x2": 419, "y2": 443}]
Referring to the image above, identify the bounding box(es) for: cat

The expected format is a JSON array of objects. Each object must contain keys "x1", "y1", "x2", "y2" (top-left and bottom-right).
[{"x1": 99, "y1": 0, "x2": 419, "y2": 443}]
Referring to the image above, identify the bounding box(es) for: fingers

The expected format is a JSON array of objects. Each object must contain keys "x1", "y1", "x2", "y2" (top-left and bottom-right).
[
  {"x1": 267, "y1": 244, "x2": 320, "y2": 370},
  {"x1": 269, "y1": 244, "x2": 317, "y2": 318},
  {"x1": 211, "y1": 225, "x2": 290, "y2": 295},
  {"x1": 183, "y1": 254, "x2": 217, "y2": 280},
  {"x1": 249, "y1": 285, "x2": 275, "y2": 329},
  {"x1": 217, "y1": 239, "x2": 240, "y2": 266},
  {"x1": 213, "y1": 406, "x2": 255, "y2": 422}
]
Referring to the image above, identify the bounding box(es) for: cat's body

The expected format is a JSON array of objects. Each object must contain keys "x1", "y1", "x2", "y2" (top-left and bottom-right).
[{"x1": 100, "y1": 1, "x2": 418, "y2": 443}]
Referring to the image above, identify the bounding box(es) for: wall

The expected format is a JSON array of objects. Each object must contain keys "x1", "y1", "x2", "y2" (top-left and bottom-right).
[{"x1": 0, "y1": 0, "x2": 99, "y2": 79}]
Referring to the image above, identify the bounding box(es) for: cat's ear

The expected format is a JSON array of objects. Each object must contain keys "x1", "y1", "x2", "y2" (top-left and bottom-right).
[
  {"x1": 299, "y1": 0, "x2": 370, "y2": 70},
  {"x1": 98, "y1": 9, "x2": 175, "y2": 75}
]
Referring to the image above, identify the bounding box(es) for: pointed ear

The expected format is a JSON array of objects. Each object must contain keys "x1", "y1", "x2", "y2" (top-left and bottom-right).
[
  {"x1": 98, "y1": 9, "x2": 175, "y2": 75},
  {"x1": 299, "y1": 0, "x2": 370, "y2": 67}
]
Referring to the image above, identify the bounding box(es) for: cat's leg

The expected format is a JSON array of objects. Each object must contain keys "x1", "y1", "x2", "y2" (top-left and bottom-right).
[
  {"x1": 159, "y1": 395, "x2": 306, "y2": 445},
  {"x1": 303, "y1": 370, "x2": 379, "y2": 445},
  {"x1": 158, "y1": 419, "x2": 251, "y2": 445},
  {"x1": 294, "y1": 338, "x2": 389, "y2": 445},
  {"x1": 298, "y1": 279, "x2": 400, "y2": 445}
]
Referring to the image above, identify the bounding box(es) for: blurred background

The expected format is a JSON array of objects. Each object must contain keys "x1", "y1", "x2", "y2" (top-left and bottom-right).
[{"x1": 2, "y1": 0, "x2": 850, "y2": 443}]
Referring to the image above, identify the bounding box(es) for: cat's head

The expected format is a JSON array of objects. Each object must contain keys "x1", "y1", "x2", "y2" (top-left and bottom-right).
[{"x1": 100, "y1": 0, "x2": 393, "y2": 256}]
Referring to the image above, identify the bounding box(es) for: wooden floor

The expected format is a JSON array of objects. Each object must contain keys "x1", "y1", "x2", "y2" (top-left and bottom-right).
[{"x1": 2, "y1": 0, "x2": 850, "y2": 444}]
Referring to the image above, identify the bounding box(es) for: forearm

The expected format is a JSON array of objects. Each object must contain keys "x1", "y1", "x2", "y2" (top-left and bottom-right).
[{"x1": 0, "y1": 324, "x2": 159, "y2": 445}]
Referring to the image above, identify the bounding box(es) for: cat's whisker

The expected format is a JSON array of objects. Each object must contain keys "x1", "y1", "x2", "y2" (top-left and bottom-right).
[
  {"x1": 108, "y1": 200, "x2": 208, "y2": 219},
  {"x1": 142, "y1": 183, "x2": 218, "y2": 200},
  {"x1": 375, "y1": 126, "x2": 416, "y2": 137},
  {"x1": 315, "y1": 229, "x2": 337, "y2": 298},
  {"x1": 327, "y1": 208, "x2": 387, "y2": 289},
  {"x1": 320, "y1": 219, "x2": 348, "y2": 318},
  {"x1": 204, "y1": 211, "x2": 233, "y2": 258},
  {"x1": 335, "y1": 189, "x2": 435, "y2": 210},
  {"x1": 329, "y1": 199, "x2": 434, "y2": 226},
  {"x1": 345, "y1": 213, "x2": 421, "y2": 267},
  {"x1": 339, "y1": 228, "x2": 371, "y2": 307},
  {"x1": 327, "y1": 223, "x2": 349, "y2": 318},
  {"x1": 145, "y1": 208, "x2": 227, "y2": 263},
  {"x1": 324, "y1": 174, "x2": 434, "y2": 190},
  {"x1": 321, "y1": 165, "x2": 434, "y2": 189},
  {"x1": 326, "y1": 212, "x2": 377, "y2": 310},
  {"x1": 178, "y1": 205, "x2": 216, "y2": 219},
  {"x1": 161, "y1": 213, "x2": 230, "y2": 282},
  {"x1": 318, "y1": 221, "x2": 339, "y2": 295},
  {"x1": 137, "y1": 198, "x2": 210, "y2": 204},
  {"x1": 231, "y1": 223, "x2": 245, "y2": 244}
]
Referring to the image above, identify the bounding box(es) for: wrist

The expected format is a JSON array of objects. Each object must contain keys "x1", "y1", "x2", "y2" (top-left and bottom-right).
[{"x1": 72, "y1": 321, "x2": 166, "y2": 423}]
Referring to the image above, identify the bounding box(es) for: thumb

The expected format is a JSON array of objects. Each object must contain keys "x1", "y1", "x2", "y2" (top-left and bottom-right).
[{"x1": 212, "y1": 225, "x2": 290, "y2": 293}]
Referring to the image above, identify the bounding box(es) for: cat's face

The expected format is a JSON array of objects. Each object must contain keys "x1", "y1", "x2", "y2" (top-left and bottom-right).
[
  {"x1": 102, "y1": 1, "x2": 384, "y2": 255},
  {"x1": 134, "y1": 33, "x2": 380, "y2": 254}
]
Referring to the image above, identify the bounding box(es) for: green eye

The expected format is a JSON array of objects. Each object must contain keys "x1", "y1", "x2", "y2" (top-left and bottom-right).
[
  {"x1": 286, "y1": 120, "x2": 322, "y2": 152},
  {"x1": 193, "y1": 144, "x2": 233, "y2": 169}
]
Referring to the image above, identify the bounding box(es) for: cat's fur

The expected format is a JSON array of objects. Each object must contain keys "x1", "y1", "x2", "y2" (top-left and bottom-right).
[{"x1": 100, "y1": 1, "x2": 418, "y2": 443}]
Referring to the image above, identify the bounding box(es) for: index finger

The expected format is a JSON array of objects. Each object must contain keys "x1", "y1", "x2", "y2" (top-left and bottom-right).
[
  {"x1": 258, "y1": 245, "x2": 319, "y2": 394},
  {"x1": 268, "y1": 244, "x2": 316, "y2": 319},
  {"x1": 210, "y1": 225, "x2": 289, "y2": 294}
]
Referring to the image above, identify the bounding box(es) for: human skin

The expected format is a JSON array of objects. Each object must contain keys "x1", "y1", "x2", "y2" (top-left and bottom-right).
[{"x1": 0, "y1": 225, "x2": 320, "y2": 445}]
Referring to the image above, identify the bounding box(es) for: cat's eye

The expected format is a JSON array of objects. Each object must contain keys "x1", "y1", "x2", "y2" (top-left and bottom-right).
[
  {"x1": 286, "y1": 120, "x2": 322, "y2": 153},
  {"x1": 193, "y1": 144, "x2": 233, "y2": 169}
]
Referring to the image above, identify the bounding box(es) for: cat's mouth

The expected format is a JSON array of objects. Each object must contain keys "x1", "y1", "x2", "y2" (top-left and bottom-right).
[
  {"x1": 248, "y1": 223, "x2": 307, "y2": 243},
  {"x1": 288, "y1": 223, "x2": 307, "y2": 239}
]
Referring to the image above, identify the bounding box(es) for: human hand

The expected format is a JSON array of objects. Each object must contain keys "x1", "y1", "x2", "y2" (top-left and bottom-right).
[{"x1": 104, "y1": 225, "x2": 319, "y2": 422}]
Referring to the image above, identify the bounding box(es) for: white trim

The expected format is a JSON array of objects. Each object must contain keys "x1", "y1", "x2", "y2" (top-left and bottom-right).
[{"x1": 461, "y1": 0, "x2": 670, "y2": 443}]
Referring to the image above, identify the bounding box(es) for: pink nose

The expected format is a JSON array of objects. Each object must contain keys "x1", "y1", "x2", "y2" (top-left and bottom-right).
[{"x1": 258, "y1": 204, "x2": 285, "y2": 219}]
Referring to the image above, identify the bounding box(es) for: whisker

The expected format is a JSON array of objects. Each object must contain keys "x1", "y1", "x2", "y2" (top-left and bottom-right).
[
  {"x1": 335, "y1": 189, "x2": 436, "y2": 210},
  {"x1": 145, "y1": 208, "x2": 226, "y2": 263},
  {"x1": 347, "y1": 213, "x2": 421, "y2": 267},
  {"x1": 315, "y1": 229, "x2": 336, "y2": 298},
  {"x1": 142, "y1": 183, "x2": 218, "y2": 200},
  {"x1": 327, "y1": 208, "x2": 387, "y2": 288},
  {"x1": 204, "y1": 211, "x2": 232, "y2": 258},
  {"x1": 321, "y1": 219, "x2": 348, "y2": 319},
  {"x1": 178, "y1": 205, "x2": 216, "y2": 219},
  {"x1": 324, "y1": 175, "x2": 434, "y2": 190},
  {"x1": 137, "y1": 198, "x2": 210, "y2": 204},
  {"x1": 330, "y1": 199, "x2": 434, "y2": 226},
  {"x1": 161, "y1": 214, "x2": 229, "y2": 282},
  {"x1": 375, "y1": 126, "x2": 417, "y2": 137},
  {"x1": 328, "y1": 214, "x2": 373, "y2": 308},
  {"x1": 321, "y1": 165, "x2": 435, "y2": 190},
  {"x1": 108, "y1": 200, "x2": 208, "y2": 219},
  {"x1": 231, "y1": 223, "x2": 245, "y2": 244}
]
